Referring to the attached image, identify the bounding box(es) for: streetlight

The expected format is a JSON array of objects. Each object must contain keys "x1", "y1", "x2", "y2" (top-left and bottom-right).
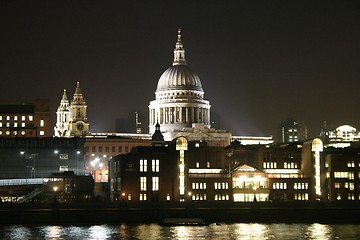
[
  {"x1": 76, "y1": 151, "x2": 81, "y2": 175},
  {"x1": 90, "y1": 157, "x2": 100, "y2": 180}
]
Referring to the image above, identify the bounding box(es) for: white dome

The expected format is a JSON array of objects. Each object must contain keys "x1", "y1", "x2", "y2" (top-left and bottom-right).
[{"x1": 156, "y1": 65, "x2": 203, "y2": 92}]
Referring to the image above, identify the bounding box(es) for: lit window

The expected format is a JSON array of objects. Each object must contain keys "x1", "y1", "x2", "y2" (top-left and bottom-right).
[
  {"x1": 6, "y1": 131, "x2": 10, "y2": 135},
  {"x1": 207, "y1": 162, "x2": 210, "y2": 168},
  {"x1": 13, "y1": 131, "x2": 17, "y2": 135},
  {"x1": 347, "y1": 161, "x2": 355, "y2": 168},
  {"x1": 334, "y1": 172, "x2": 349, "y2": 178},
  {"x1": 21, "y1": 116, "x2": 25, "y2": 121},
  {"x1": 29, "y1": 115, "x2": 33, "y2": 121},
  {"x1": 196, "y1": 162, "x2": 199, "y2": 168},
  {"x1": 337, "y1": 194, "x2": 341, "y2": 200},
  {"x1": 14, "y1": 116, "x2": 18, "y2": 121},
  {"x1": 152, "y1": 177, "x2": 159, "y2": 191},
  {"x1": 40, "y1": 131, "x2": 45, "y2": 136},
  {"x1": 195, "y1": 143, "x2": 200, "y2": 147},
  {"x1": 6, "y1": 116, "x2": 10, "y2": 121},
  {"x1": 0, "y1": 123, "x2": 2, "y2": 127},
  {"x1": 152, "y1": 159, "x2": 159, "y2": 172},
  {"x1": 140, "y1": 159, "x2": 147, "y2": 172},
  {"x1": 59, "y1": 154, "x2": 68, "y2": 160},
  {"x1": 140, "y1": 194, "x2": 147, "y2": 201},
  {"x1": 6, "y1": 123, "x2": 10, "y2": 127},
  {"x1": 0, "y1": 131, "x2": 2, "y2": 135},
  {"x1": 14, "y1": 122, "x2": 18, "y2": 128},
  {"x1": 166, "y1": 194, "x2": 170, "y2": 201},
  {"x1": 349, "y1": 172, "x2": 354, "y2": 180},
  {"x1": 40, "y1": 120, "x2": 44, "y2": 127},
  {"x1": 59, "y1": 165, "x2": 68, "y2": 172},
  {"x1": 0, "y1": 116, "x2": 2, "y2": 120},
  {"x1": 21, "y1": 122, "x2": 25, "y2": 127},
  {"x1": 21, "y1": 131, "x2": 26, "y2": 135},
  {"x1": 140, "y1": 177, "x2": 147, "y2": 191}
]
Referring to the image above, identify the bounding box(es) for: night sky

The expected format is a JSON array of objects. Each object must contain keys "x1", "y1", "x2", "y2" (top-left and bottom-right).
[{"x1": 1, "y1": 1, "x2": 360, "y2": 138}]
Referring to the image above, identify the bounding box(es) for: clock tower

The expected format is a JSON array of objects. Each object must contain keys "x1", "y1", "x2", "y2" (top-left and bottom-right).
[{"x1": 68, "y1": 82, "x2": 89, "y2": 137}]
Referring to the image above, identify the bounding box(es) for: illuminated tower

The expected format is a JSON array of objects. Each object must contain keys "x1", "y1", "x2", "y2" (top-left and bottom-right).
[
  {"x1": 68, "y1": 82, "x2": 89, "y2": 137},
  {"x1": 148, "y1": 29, "x2": 211, "y2": 134},
  {"x1": 54, "y1": 89, "x2": 71, "y2": 137}
]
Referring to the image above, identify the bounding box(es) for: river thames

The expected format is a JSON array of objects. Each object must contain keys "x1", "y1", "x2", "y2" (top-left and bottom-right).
[{"x1": 1, "y1": 223, "x2": 360, "y2": 239}]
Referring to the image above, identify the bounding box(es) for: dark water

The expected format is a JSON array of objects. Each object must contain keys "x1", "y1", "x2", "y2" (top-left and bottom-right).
[{"x1": 1, "y1": 223, "x2": 360, "y2": 239}]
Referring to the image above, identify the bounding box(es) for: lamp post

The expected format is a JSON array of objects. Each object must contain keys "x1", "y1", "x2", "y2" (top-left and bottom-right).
[
  {"x1": 76, "y1": 151, "x2": 81, "y2": 175},
  {"x1": 90, "y1": 157, "x2": 100, "y2": 181}
]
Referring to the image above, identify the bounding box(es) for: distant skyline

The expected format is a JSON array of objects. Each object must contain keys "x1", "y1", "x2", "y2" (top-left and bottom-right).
[{"x1": 1, "y1": 1, "x2": 360, "y2": 137}]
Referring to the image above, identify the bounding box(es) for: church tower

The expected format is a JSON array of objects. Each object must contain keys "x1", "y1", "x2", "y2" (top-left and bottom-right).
[
  {"x1": 68, "y1": 82, "x2": 89, "y2": 137},
  {"x1": 54, "y1": 89, "x2": 71, "y2": 137}
]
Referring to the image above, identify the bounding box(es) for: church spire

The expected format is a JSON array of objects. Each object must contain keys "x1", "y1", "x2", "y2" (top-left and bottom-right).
[
  {"x1": 71, "y1": 82, "x2": 86, "y2": 105},
  {"x1": 61, "y1": 89, "x2": 68, "y2": 101},
  {"x1": 173, "y1": 28, "x2": 186, "y2": 66},
  {"x1": 75, "y1": 81, "x2": 82, "y2": 94}
]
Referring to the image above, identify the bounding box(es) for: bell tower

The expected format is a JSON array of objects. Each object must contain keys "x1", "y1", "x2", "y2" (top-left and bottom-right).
[
  {"x1": 68, "y1": 82, "x2": 90, "y2": 137},
  {"x1": 54, "y1": 89, "x2": 71, "y2": 137}
]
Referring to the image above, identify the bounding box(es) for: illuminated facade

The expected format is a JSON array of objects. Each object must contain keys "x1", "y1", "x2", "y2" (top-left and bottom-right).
[
  {"x1": 321, "y1": 125, "x2": 360, "y2": 148},
  {"x1": 148, "y1": 29, "x2": 211, "y2": 134},
  {"x1": 84, "y1": 135, "x2": 151, "y2": 182},
  {"x1": 277, "y1": 118, "x2": 308, "y2": 143},
  {"x1": 232, "y1": 165, "x2": 269, "y2": 202},
  {"x1": 54, "y1": 82, "x2": 89, "y2": 137},
  {"x1": 0, "y1": 99, "x2": 52, "y2": 138},
  {"x1": 109, "y1": 137, "x2": 231, "y2": 202},
  {"x1": 324, "y1": 146, "x2": 360, "y2": 201}
]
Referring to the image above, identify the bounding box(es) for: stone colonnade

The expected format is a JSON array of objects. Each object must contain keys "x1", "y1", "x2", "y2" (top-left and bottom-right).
[{"x1": 149, "y1": 106, "x2": 210, "y2": 126}]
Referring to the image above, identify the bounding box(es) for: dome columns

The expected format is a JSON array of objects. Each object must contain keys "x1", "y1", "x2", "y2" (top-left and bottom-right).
[{"x1": 149, "y1": 103, "x2": 211, "y2": 133}]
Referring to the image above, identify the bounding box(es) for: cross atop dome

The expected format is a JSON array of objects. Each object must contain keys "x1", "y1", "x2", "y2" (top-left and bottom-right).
[{"x1": 173, "y1": 28, "x2": 186, "y2": 66}]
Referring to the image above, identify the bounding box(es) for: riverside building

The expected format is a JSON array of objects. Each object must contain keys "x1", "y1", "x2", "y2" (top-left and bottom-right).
[{"x1": 0, "y1": 99, "x2": 52, "y2": 138}]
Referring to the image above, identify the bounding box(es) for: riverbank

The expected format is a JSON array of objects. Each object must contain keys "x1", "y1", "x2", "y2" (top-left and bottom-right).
[{"x1": 1, "y1": 201, "x2": 360, "y2": 224}]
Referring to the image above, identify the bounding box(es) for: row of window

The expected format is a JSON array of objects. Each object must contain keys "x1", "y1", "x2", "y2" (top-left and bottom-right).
[
  {"x1": 263, "y1": 162, "x2": 277, "y2": 169},
  {"x1": 87, "y1": 146, "x2": 130, "y2": 153},
  {"x1": 140, "y1": 176, "x2": 159, "y2": 191},
  {"x1": 326, "y1": 161, "x2": 360, "y2": 168},
  {"x1": 0, "y1": 115, "x2": 33, "y2": 121},
  {"x1": 283, "y1": 162, "x2": 298, "y2": 169},
  {"x1": 334, "y1": 172, "x2": 355, "y2": 179},
  {"x1": 336, "y1": 194, "x2": 360, "y2": 200},
  {"x1": 294, "y1": 182, "x2": 308, "y2": 190},
  {"x1": 191, "y1": 182, "x2": 229, "y2": 190},
  {"x1": 195, "y1": 161, "x2": 211, "y2": 168},
  {"x1": 273, "y1": 182, "x2": 309, "y2": 190},
  {"x1": 215, "y1": 194, "x2": 230, "y2": 201},
  {"x1": 294, "y1": 193, "x2": 308, "y2": 200},
  {"x1": 0, "y1": 130, "x2": 45, "y2": 136},
  {"x1": 273, "y1": 182, "x2": 287, "y2": 190},
  {"x1": 140, "y1": 159, "x2": 159, "y2": 172},
  {"x1": 335, "y1": 182, "x2": 355, "y2": 190},
  {"x1": 192, "y1": 182, "x2": 206, "y2": 190},
  {"x1": 191, "y1": 194, "x2": 206, "y2": 201},
  {"x1": 0, "y1": 119, "x2": 44, "y2": 128}
]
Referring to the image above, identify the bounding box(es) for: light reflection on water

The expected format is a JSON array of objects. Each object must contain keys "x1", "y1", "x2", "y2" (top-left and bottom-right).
[{"x1": 0, "y1": 223, "x2": 360, "y2": 239}]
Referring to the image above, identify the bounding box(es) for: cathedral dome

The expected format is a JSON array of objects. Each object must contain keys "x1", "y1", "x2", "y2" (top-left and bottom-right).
[{"x1": 156, "y1": 65, "x2": 203, "y2": 91}]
